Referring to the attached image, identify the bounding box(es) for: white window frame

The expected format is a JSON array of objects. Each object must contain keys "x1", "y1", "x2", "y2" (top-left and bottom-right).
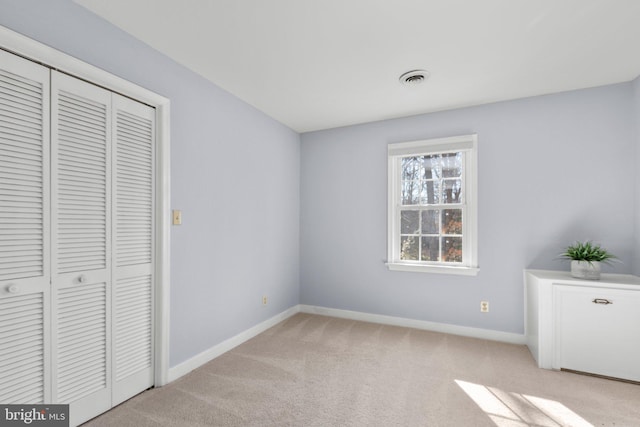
[{"x1": 387, "y1": 134, "x2": 478, "y2": 275}]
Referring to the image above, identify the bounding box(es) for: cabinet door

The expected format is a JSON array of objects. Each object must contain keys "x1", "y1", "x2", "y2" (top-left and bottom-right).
[
  {"x1": 112, "y1": 94, "x2": 155, "y2": 405},
  {"x1": 555, "y1": 285, "x2": 640, "y2": 381},
  {"x1": 0, "y1": 49, "x2": 51, "y2": 404},
  {"x1": 51, "y1": 71, "x2": 112, "y2": 425}
]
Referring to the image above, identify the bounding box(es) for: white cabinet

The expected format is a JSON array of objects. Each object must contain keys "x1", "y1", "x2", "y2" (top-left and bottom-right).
[{"x1": 525, "y1": 269, "x2": 640, "y2": 382}]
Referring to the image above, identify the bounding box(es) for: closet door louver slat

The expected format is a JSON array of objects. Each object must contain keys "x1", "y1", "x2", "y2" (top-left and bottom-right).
[
  {"x1": 55, "y1": 88, "x2": 108, "y2": 275},
  {"x1": 0, "y1": 49, "x2": 50, "y2": 405},
  {"x1": 115, "y1": 107, "x2": 153, "y2": 268},
  {"x1": 0, "y1": 293, "x2": 45, "y2": 403},
  {"x1": 55, "y1": 283, "x2": 107, "y2": 403},
  {"x1": 112, "y1": 94, "x2": 155, "y2": 406},
  {"x1": 0, "y1": 62, "x2": 47, "y2": 282},
  {"x1": 114, "y1": 275, "x2": 152, "y2": 381}
]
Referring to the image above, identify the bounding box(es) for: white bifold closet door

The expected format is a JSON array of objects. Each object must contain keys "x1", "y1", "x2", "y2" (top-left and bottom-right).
[
  {"x1": 111, "y1": 91, "x2": 155, "y2": 407},
  {"x1": 0, "y1": 53, "x2": 154, "y2": 426},
  {"x1": 0, "y1": 49, "x2": 51, "y2": 405},
  {"x1": 50, "y1": 72, "x2": 155, "y2": 426},
  {"x1": 51, "y1": 71, "x2": 113, "y2": 424}
]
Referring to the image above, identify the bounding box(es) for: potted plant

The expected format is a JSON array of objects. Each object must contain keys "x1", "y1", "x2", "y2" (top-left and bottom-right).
[{"x1": 559, "y1": 240, "x2": 618, "y2": 280}]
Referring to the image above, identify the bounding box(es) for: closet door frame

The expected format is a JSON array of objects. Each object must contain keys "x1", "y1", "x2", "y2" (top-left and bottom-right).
[{"x1": 0, "y1": 25, "x2": 171, "y2": 386}]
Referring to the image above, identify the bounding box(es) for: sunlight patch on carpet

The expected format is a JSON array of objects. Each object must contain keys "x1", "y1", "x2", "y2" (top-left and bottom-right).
[{"x1": 455, "y1": 380, "x2": 593, "y2": 427}]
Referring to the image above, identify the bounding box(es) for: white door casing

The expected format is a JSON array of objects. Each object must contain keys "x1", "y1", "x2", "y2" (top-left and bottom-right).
[
  {"x1": 0, "y1": 24, "x2": 170, "y2": 425},
  {"x1": 0, "y1": 23, "x2": 171, "y2": 390}
]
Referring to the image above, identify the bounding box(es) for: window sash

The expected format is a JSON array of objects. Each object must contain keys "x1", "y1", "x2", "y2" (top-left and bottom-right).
[{"x1": 398, "y1": 205, "x2": 466, "y2": 264}]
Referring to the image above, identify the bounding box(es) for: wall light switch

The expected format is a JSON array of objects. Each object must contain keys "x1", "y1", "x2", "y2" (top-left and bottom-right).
[{"x1": 172, "y1": 209, "x2": 182, "y2": 225}]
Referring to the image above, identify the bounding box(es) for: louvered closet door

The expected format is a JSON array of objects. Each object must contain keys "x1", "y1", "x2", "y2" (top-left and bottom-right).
[
  {"x1": 112, "y1": 94, "x2": 155, "y2": 405},
  {"x1": 0, "y1": 50, "x2": 51, "y2": 405},
  {"x1": 51, "y1": 71, "x2": 112, "y2": 426}
]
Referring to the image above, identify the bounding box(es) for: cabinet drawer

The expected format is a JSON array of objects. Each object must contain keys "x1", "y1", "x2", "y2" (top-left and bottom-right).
[{"x1": 554, "y1": 285, "x2": 640, "y2": 381}]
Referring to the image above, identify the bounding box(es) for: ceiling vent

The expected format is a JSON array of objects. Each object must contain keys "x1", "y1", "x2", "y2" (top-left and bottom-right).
[{"x1": 399, "y1": 69, "x2": 430, "y2": 86}]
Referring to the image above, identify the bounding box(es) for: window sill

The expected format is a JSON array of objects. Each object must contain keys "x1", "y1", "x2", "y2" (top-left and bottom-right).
[{"x1": 386, "y1": 262, "x2": 480, "y2": 276}]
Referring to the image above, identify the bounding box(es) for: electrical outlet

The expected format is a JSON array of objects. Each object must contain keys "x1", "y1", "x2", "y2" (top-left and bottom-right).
[
  {"x1": 480, "y1": 301, "x2": 489, "y2": 313},
  {"x1": 262, "y1": 296, "x2": 268, "y2": 306}
]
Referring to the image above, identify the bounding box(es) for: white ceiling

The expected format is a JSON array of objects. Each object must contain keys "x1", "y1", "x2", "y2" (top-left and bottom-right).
[{"x1": 74, "y1": 0, "x2": 640, "y2": 133}]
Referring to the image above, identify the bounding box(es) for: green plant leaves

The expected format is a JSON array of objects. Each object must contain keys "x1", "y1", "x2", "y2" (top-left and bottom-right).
[{"x1": 559, "y1": 240, "x2": 618, "y2": 265}]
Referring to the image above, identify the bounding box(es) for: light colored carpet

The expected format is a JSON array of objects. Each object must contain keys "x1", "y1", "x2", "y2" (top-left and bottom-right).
[{"x1": 84, "y1": 313, "x2": 640, "y2": 426}]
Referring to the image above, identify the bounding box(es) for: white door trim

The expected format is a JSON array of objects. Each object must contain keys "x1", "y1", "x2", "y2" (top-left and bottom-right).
[{"x1": 0, "y1": 24, "x2": 171, "y2": 386}]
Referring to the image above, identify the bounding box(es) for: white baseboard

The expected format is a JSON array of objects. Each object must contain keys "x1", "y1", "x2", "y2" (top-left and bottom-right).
[
  {"x1": 299, "y1": 305, "x2": 526, "y2": 345},
  {"x1": 166, "y1": 303, "x2": 526, "y2": 384},
  {"x1": 167, "y1": 305, "x2": 300, "y2": 382}
]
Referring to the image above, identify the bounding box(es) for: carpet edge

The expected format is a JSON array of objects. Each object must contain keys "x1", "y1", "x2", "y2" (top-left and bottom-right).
[
  {"x1": 299, "y1": 305, "x2": 526, "y2": 345},
  {"x1": 167, "y1": 305, "x2": 302, "y2": 383}
]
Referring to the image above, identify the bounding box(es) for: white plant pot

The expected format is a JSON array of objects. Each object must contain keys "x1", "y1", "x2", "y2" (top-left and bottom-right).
[{"x1": 571, "y1": 260, "x2": 601, "y2": 280}]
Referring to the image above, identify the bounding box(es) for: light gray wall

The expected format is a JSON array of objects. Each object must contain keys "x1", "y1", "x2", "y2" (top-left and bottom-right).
[
  {"x1": 0, "y1": 0, "x2": 300, "y2": 366},
  {"x1": 633, "y1": 76, "x2": 640, "y2": 276},
  {"x1": 1, "y1": 0, "x2": 638, "y2": 358},
  {"x1": 300, "y1": 83, "x2": 635, "y2": 334}
]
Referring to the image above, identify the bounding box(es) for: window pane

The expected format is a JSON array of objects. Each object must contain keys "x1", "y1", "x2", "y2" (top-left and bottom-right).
[
  {"x1": 443, "y1": 237, "x2": 462, "y2": 262},
  {"x1": 442, "y1": 178, "x2": 462, "y2": 203},
  {"x1": 402, "y1": 157, "x2": 423, "y2": 181},
  {"x1": 401, "y1": 180, "x2": 421, "y2": 205},
  {"x1": 420, "y1": 180, "x2": 440, "y2": 205},
  {"x1": 401, "y1": 210, "x2": 420, "y2": 234},
  {"x1": 423, "y1": 155, "x2": 442, "y2": 179},
  {"x1": 400, "y1": 236, "x2": 419, "y2": 260},
  {"x1": 421, "y1": 236, "x2": 440, "y2": 261},
  {"x1": 421, "y1": 210, "x2": 439, "y2": 234},
  {"x1": 402, "y1": 157, "x2": 422, "y2": 204},
  {"x1": 442, "y1": 209, "x2": 462, "y2": 234},
  {"x1": 442, "y1": 152, "x2": 462, "y2": 178}
]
